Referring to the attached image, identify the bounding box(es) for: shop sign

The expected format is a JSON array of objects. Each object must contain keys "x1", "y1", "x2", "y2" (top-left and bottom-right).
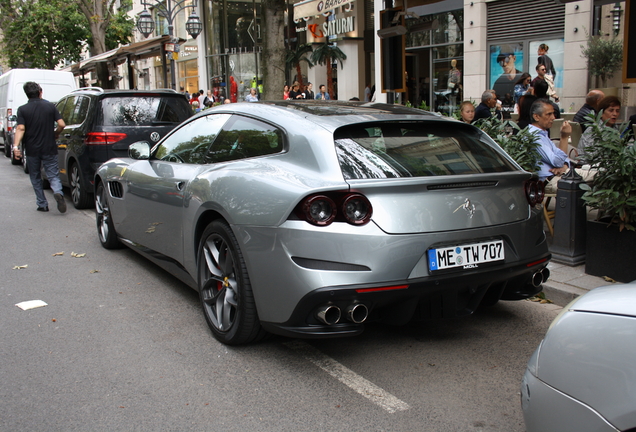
[
  {"x1": 294, "y1": 0, "x2": 354, "y2": 20},
  {"x1": 296, "y1": 11, "x2": 355, "y2": 39}
]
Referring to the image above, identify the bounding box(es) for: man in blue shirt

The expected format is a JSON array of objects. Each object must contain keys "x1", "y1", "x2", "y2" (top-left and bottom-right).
[{"x1": 527, "y1": 99, "x2": 572, "y2": 190}]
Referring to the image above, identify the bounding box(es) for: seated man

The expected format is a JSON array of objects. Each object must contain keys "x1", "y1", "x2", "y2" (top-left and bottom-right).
[
  {"x1": 572, "y1": 89, "x2": 604, "y2": 130},
  {"x1": 577, "y1": 96, "x2": 621, "y2": 159},
  {"x1": 473, "y1": 90, "x2": 502, "y2": 123},
  {"x1": 527, "y1": 99, "x2": 572, "y2": 192}
]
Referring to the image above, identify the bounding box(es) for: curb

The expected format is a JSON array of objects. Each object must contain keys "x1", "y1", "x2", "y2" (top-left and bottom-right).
[{"x1": 540, "y1": 281, "x2": 589, "y2": 307}]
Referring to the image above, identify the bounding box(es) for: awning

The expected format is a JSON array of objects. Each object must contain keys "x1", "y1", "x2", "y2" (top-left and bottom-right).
[{"x1": 63, "y1": 35, "x2": 184, "y2": 75}]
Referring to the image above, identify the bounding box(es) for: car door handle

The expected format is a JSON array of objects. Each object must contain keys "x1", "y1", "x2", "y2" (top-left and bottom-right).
[{"x1": 175, "y1": 181, "x2": 185, "y2": 191}]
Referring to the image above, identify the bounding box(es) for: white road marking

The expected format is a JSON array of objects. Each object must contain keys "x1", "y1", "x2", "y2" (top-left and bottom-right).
[{"x1": 284, "y1": 341, "x2": 410, "y2": 413}]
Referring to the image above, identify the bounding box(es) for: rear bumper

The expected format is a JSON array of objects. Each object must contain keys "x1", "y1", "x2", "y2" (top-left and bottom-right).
[{"x1": 261, "y1": 255, "x2": 549, "y2": 338}]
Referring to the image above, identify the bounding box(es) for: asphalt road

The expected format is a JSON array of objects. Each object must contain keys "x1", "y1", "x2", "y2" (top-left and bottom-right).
[{"x1": 0, "y1": 157, "x2": 561, "y2": 431}]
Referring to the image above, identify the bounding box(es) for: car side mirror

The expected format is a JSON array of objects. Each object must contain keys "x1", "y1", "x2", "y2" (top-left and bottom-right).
[
  {"x1": 7, "y1": 115, "x2": 16, "y2": 122},
  {"x1": 129, "y1": 141, "x2": 150, "y2": 160}
]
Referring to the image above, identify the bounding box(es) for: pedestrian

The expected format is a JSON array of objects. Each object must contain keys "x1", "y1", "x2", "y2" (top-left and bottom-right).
[
  {"x1": 513, "y1": 72, "x2": 532, "y2": 111},
  {"x1": 315, "y1": 84, "x2": 330, "y2": 100},
  {"x1": 458, "y1": 101, "x2": 475, "y2": 123},
  {"x1": 305, "y1": 82, "x2": 315, "y2": 100},
  {"x1": 364, "y1": 83, "x2": 372, "y2": 102},
  {"x1": 473, "y1": 90, "x2": 502, "y2": 123},
  {"x1": 245, "y1": 87, "x2": 259, "y2": 102},
  {"x1": 283, "y1": 84, "x2": 290, "y2": 100},
  {"x1": 12, "y1": 82, "x2": 66, "y2": 213},
  {"x1": 288, "y1": 82, "x2": 303, "y2": 99},
  {"x1": 532, "y1": 64, "x2": 559, "y2": 103}
]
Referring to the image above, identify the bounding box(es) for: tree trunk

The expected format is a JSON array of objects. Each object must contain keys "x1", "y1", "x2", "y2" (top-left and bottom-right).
[
  {"x1": 326, "y1": 55, "x2": 333, "y2": 99},
  {"x1": 296, "y1": 63, "x2": 304, "y2": 88},
  {"x1": 261, "y1": 0, "x2": 287, "y2": 101}
]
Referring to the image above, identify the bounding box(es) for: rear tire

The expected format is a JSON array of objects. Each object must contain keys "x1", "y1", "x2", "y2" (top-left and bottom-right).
[
  {"x1": 69, "y1": 162, "x2": 93, "y2": 209},
  {"x1": 198, "y1": 220, "x2": 265, "y2": 345},
  {"x1": 21, "y1": 147, "x2": 28, "y2": 173},
  {"x1": 95, "y1": 182, "x2": 123, "y2": 249}
]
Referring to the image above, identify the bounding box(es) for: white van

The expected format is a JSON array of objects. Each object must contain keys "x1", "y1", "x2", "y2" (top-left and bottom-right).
[{"x1": 0, "y1": 69, "x2": 77, "y2": 150}]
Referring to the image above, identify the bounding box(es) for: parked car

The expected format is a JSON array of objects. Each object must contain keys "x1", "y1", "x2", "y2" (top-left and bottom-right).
[
  {"x1": 522, "y1": 282, "x2": 636, "y2": 432},
  {"x1": 48, "y1": 87, "x2": 192, "y2": 208},
  {"x1": 94, "y1": 100, "x2": 550, "y2": 345},
  {"x1": 1, "y1": 68, "x2": 76, "y2": 163}
]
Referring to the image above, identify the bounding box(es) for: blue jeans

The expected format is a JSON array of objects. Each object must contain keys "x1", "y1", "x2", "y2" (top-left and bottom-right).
[{"x1": 26, "y1": 153, "x2": 63, "y2": 208}]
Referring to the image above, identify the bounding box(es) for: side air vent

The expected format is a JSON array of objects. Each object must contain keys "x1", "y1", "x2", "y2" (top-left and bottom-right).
[
  {"x1": 428, "y1": 181, "x2": 498, "y2": 190},
  {"x1": 108, "y1": 181, "x2": 124, "y2": 198}
]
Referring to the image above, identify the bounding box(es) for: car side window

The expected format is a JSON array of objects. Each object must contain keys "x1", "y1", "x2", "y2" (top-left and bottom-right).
[
  {"x1": 206, "y1": 116, "x2": 283, "y2": 164},
  {"x1": 58, "y1": 96, "x2": 76, "y2": 125},
  {"x1": 71, "y1": 96, "x2": 90, "y2": 125},
  {"x1": 153, "y1": 113, "x2": 231, "y2": 164}
]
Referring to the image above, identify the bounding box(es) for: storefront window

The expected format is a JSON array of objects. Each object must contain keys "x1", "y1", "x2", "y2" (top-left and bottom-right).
[{"x1": 204, "y1": 0, "x2": 263, "y2": 102}]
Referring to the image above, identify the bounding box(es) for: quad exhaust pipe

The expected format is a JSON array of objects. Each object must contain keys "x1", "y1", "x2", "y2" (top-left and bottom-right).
[
  {"x1": 315, "y1": 303, "x2": 369, "y2": 325},
  {"x1": 531, "y1": 268, "x2": 551, "y2": 288}
]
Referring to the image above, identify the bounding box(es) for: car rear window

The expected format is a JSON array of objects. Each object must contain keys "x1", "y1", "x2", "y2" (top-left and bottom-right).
[
  {"x1": 99, "y1": 95, "x2": 191, "y2": 126},
  {"x1": 334, "y1": 122, "x2": 516, "y2": 179}
]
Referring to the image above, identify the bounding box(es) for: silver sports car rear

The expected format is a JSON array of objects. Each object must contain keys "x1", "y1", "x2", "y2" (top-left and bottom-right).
[{"x1": 95, "y1": 101, "x2": 550, "y2": 344}]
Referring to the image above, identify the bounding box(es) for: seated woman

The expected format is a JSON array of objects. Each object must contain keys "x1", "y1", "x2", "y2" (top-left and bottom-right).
[{"x1": 578, "y1": 96, "x2": 622, "y2": 159}]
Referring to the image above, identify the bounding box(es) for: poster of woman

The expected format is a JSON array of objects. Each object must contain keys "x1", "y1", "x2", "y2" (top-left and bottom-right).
[{"x1": 529, "y1": 39, "x2": 564, "y2": 101}]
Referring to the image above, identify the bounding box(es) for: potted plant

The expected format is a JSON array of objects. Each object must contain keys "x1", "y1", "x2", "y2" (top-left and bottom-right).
[
  {"x1": 579, "y1": 112, "x2": 636, "y2": 282},
  {"x1": 581, "y1": 33, "x2": 623, "y2": 93},
  {"x1": 476, "y1": 118, "x2": 541, "y2": 173}
]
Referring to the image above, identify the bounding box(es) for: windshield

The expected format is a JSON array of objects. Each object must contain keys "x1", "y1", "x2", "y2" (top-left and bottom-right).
[{"x1": 334, "y1": 122, "x2": 516, "y2": 179}]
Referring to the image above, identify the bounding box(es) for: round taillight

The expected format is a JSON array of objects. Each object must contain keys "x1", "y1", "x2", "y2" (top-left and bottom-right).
[
  {"x1": 536, "y1": 181, "x2": 545, "y2": 204},
  {"x1": 342, "y1": 194, "x2": 372, "y2": 225},
  {"x1": 525, "y1": 181, "x2": 539, "y2": 206},
  {"x1": 302, "y1": 195, "x2": 337, "y2": 226}
]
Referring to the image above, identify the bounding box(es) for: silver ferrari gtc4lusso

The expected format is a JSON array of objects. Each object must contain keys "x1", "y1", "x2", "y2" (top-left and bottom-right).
[{"x1": 94, "y1": 101, "x2": 550, "y2": 345}]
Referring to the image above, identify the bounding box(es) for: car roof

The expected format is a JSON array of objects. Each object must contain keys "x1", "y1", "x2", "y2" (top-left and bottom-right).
[
  {"x1": 68, "y1": 87, "x2": 183, "y2": 97},
  {"x1": 201, "y1": 100, "x2": 451, "y2": 131},
  {"x1": 570, "y1": 282, "x2": 636, "y2": 318}
]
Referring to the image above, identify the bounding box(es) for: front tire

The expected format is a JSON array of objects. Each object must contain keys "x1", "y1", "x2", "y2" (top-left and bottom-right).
[
  {"x1": 69, "y1": 162, "x2": 93, "y2": 209},
  {"x1": 95, "y1": 182, "x2": 123, "y2": 249},
  {"x1": 198, "y1": 220, "x2": 265, "y2": 345}
]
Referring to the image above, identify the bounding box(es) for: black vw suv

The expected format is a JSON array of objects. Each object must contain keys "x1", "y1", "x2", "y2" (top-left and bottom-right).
[{"x1": 52, "y1": 88, "x2": 192, "y2": 208}]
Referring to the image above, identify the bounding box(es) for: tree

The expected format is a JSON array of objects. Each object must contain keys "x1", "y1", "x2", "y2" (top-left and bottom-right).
[
  {"x1": 0, "y1": 0, "x2": 89, "y2": 69},
  {"x1": 77, "y1": 0, "x2": 133, "y2": 87},
  {"x1": 310, "y1": 43, "x2": 346, "y2": 100},
  {"x1": 285, "y1": 43, "x2": 313, "y2": 89},
  {"x1": 581, "y1": 33, "x2": 623, "y2": 88},
  {"x1": 261, "y1": 0, "x2": 287, "y2": 101}
]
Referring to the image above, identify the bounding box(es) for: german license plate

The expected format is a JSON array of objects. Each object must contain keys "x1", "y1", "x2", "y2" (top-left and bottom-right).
[{"x1": 428, "y1": 240, "x2": 504, "y2": 271}]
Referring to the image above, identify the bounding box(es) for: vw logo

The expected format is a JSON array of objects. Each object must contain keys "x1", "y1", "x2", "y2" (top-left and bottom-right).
[{"x1": 150, "y1": 132, "x2": 161, "y2": 142}]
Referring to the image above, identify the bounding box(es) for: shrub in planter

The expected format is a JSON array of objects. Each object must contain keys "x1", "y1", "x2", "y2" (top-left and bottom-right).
[
  {"x1": 476, "y1": 117, "x2": 541, "y2": 173},
  {"x1": 579, "y1": 112, "x2": 636, "y2": 232},
  {"x1": 579, "y1": 113, "x2": 636, "y2": 282}
]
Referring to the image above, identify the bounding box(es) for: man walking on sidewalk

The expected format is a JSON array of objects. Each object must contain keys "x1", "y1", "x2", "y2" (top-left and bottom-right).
[{"x1": 12, "y1": 81, "x2": 66, "y2": 213}]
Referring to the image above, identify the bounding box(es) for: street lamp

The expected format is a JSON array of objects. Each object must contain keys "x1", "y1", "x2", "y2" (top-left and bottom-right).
[{"x1": 136, "y1": 0, "x2": 202, "y2": 89}]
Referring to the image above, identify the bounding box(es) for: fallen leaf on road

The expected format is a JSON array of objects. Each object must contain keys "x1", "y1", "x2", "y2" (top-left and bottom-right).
[
  {"x1": 89, "y1": 269, "x2": 100, "y2": 273},
  {"x1": 603, "y1": 276, "x2": 616, "y2": 283},
  {"x1": 146, "y1": 227, "x2": 156, "y2": 233},
  {"x1": 12, "y1": 265, "x2": 28, "y2": 270},
  {"x1": 52, "y1": 252, "x2": 64, "y2": 256},
  {"x1": 71, "y1": 252, "x2": 86, "y2": 258}
]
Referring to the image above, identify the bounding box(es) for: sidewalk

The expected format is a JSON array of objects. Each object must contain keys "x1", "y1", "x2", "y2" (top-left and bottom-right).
[{"x1": 541, "y1": 261, "x2": 615, "y2": 307}]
